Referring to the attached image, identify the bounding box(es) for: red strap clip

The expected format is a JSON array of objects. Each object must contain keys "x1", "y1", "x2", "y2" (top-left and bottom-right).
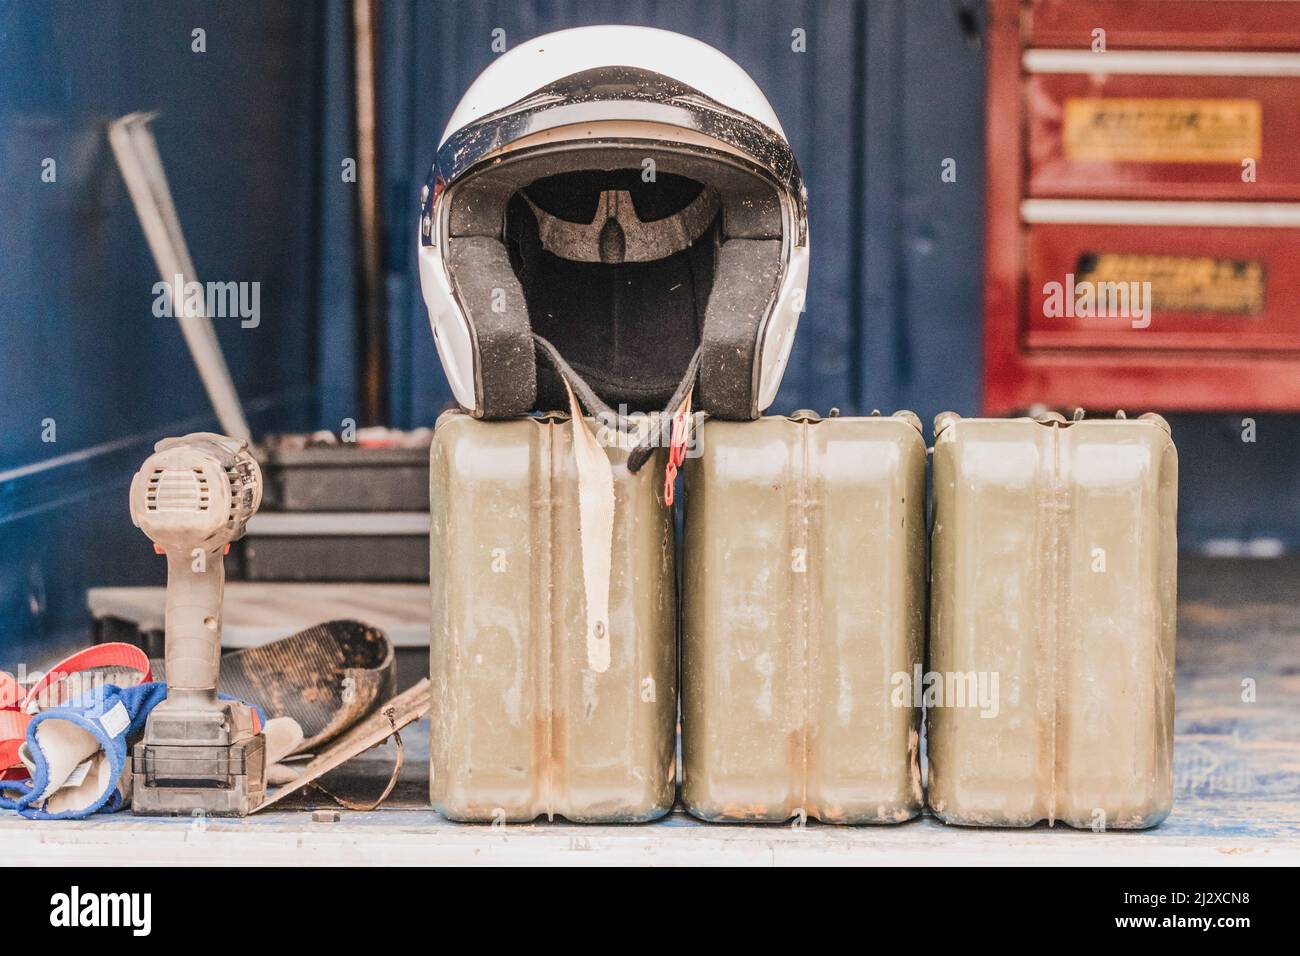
[{"x1": 663, "y1": 396, "x2": 693, "y2": 506}]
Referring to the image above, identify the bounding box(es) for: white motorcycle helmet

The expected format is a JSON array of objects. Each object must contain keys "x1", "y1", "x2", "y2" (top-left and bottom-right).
[{"x1": 418, "y1": 25, "x2": 809, "y2": 429}]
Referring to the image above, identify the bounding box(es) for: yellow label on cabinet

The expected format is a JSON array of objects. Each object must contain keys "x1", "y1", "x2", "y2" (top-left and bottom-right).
[
  {"x1": 1063, "y1": 98, "x2": 1261, "y2": 163},
  {"x1": 1075, "y1": 252, "x2": 1266, "y2": 314}
]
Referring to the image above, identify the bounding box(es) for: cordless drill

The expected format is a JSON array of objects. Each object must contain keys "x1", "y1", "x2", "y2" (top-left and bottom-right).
[{"x1": 128, "y1": 432, "x2": 264, "y2": 815}]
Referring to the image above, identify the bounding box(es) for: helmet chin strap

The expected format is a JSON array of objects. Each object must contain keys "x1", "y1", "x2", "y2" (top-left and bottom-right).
[
  {"x1": 523, "y1": 187, "x2": 720, "y2": 264},
  {"x1": 532, "y1": 333, "x2": 702, "y2": 474}
]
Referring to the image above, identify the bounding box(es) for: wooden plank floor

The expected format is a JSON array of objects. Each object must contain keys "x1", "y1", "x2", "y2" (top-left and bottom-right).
[{"x1": 3, "y1": 557, "x2": 1297, "y2": 865}]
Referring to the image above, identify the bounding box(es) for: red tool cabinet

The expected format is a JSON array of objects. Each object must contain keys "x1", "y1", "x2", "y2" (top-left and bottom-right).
[{"x1": 984, "y1": 0, "x2": 1300, "y2": 413}]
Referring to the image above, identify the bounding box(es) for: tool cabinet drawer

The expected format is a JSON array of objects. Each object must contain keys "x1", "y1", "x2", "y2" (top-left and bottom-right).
[
  {"x1": 1028, "y1": 0, "x2": 1300, "y2": 51},
  {"x1": 1023, "y1": 219, "x2": 1300, "y2": 351},
  {"x1": 1027, "y1": 73, "x2": 1300, "y2": 200}
]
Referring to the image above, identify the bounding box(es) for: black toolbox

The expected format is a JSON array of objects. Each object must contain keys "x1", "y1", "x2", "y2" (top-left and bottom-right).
[
  {"x1": 231, "y1": 429, "x2": 432, "y2": 583},
  {"x1": 257, "y1": 430, "x2": 431, "y2": 512}
]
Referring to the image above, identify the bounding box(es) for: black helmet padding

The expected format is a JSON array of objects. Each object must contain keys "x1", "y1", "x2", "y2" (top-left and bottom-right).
[
  {"x1": 445, "y1": 237, "x2": 537, "y2": 418},
  {"x1": 698, "y1": 239, "x2": 782, "y2": 420},
  {"x1": 442, "y1": 143, "x2": 785, "y2": 419},
  {"x1": 527, "y1": 245, "x2": 713, "y2": 413}
]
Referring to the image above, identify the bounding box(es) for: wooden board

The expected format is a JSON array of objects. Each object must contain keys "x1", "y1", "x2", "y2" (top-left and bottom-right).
[{"x1": 87, "y1": 583, "x2": 430, "y2": 648}]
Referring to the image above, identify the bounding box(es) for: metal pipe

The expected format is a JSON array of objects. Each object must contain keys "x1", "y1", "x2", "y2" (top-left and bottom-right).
[
  {"x1": 108, "y1": 112, "x2": 252, "y2": 442},
  {"x1": 353, "y1": 0, "x2": 387, "y2": 424}
]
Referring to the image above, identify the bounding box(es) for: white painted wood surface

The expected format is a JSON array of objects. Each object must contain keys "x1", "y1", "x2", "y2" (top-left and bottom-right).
[{"x1": 2, "y1": 808, "x2": 1296, "y2": 867}]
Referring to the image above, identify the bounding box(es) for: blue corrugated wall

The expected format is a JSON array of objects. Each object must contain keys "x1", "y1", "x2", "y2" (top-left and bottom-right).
[
  {"x1": 0, "y1": 0, "x2": 331, "y2": 651},
  {"x1": 2, "y1": 0, "x2": 1298, "y2": 653}
]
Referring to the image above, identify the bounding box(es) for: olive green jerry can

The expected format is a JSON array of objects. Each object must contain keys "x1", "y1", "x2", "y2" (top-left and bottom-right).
[
  {"x1": 429, "y1": 411, "x2": 677, "y2": 822},
  {"x1": 927, "y1": 411, "x2": 1177, "y2": 829},
  {"x1": 681, "y1": 412, "x2": 927, "y2": 824}
]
